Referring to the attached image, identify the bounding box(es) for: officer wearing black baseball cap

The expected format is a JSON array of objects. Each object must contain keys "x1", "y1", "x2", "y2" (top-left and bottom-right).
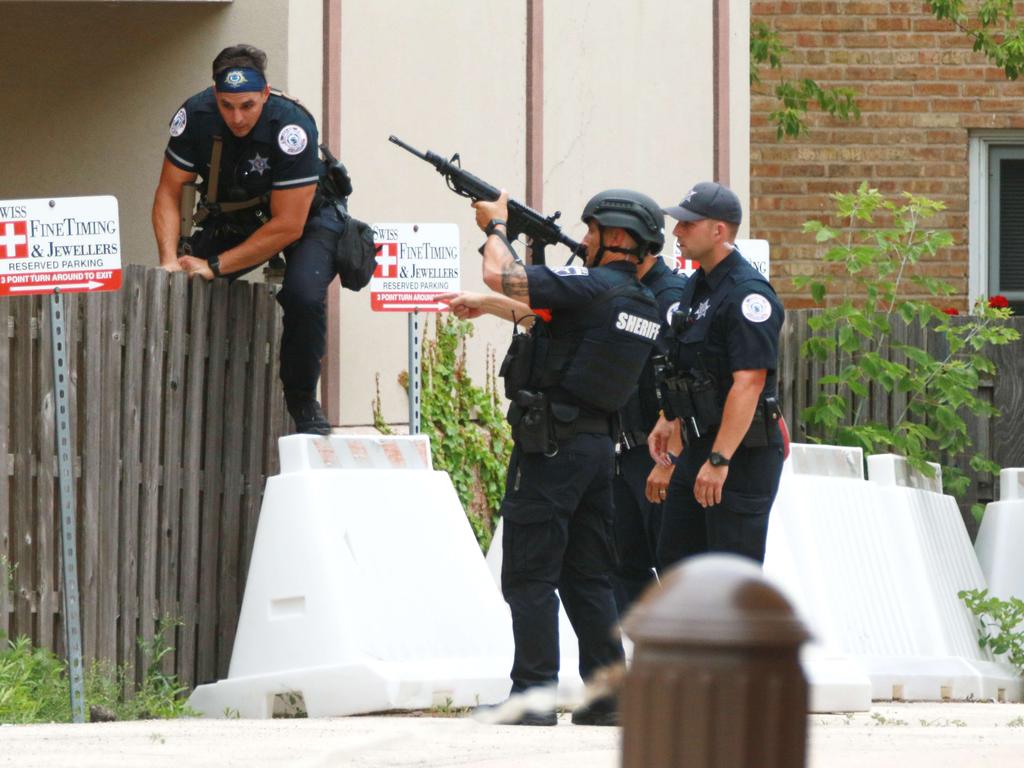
[
  {"x1": 661, "y1": 181, "x2": 744, "y2": 226},
  {"x1": 647, "y1": 181, "x2": 785, "y2": 567}
]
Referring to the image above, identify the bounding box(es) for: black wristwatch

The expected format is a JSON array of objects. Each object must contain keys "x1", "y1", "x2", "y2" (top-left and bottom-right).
[
  {"x1": 207, "y1": 253, "x2": 222, "y2": 277},
  {"x1": 485, "y1": 218, "x2": 507, "y2": 237},
  {"x1": 709, "y1": 451, "x2": 730, "y2": 467}
]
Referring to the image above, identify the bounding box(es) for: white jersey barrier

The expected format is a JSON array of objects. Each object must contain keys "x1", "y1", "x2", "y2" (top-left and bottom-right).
[
  {"x1": 975, "y1": 468, "x2": 1024, "y2": 602},
  {"x1": 188, "y1": 435, "x2": 514, "y2": 719},
  {"x1": 765, "y1": 445, "x2": 1021, "y2": 710}
]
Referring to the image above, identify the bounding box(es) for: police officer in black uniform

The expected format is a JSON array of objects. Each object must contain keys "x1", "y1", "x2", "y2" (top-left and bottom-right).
[
  {"x1": 610, "y1": 248, "x2": 687, "y2": 612},
  {"x1": 447, "y1": 189, "x2": 663, "y2": 726},
  {"x1": 649, "y1": 182, "x2": 785, "y2": 566},
  {"x1": 152, "y1": 44, "x2": 345, "y2": 435}
]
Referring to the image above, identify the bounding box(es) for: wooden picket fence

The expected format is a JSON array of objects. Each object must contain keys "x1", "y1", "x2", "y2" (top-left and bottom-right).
[
  {"x1": 778, "y1": 309, "x2": 1024, "y2": 538},
  {"x1": 2, "y1": 281, "x2": 1023, "y2": 693},
  {"x1": 0, "y1": 265, "x2": 290, "y2": 689}
]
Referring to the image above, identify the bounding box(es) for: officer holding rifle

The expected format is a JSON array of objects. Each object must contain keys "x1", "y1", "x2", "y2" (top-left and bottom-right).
[{"x1": 443, "y1": 188, "x2": 664, "y2": 727}]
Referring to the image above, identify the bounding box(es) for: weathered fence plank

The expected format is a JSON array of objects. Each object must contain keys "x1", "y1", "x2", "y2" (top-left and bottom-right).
[
  {"x1": 139, "y1": 268, "x2": 168, "y2": 656},
  {"x1": 36, "y1": 297, "x2": 56, "y2": 652},
  {"x1": 97, "y1": 288, "x2": 124, "y2": 666},
  {"x1": 215, "y1": 282, "x2": 252, "y2": 679},
  {"x1": 197, "y1": 278, "x2": 230, "y2": 684},
  {"x1": 120, "y1": 267, "x2": 147, "y2": 680},
  {"x1": 240, "y1": 291, "x2": 270, "y2": 583},
  {"x1": 11, "y1": 299, "x2": 36, "y2": 641},
  {"x1": 159, "y1": 272, "x2": 188, "y2": 675},
  {"x1": 177, "y1": 277, "x2": 210, "y2": 686}
]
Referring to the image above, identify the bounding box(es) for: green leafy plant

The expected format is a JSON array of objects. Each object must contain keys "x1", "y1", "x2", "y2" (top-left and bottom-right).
[
  {"x1": 374, "y1": 314, "x2": 512, "y2": 551},
  {"x1": 959, "y1": 588, "x2": 1024, "y2": 674},
  {"x1": 928, "y1": 0, "x2": 1024, "y2": 80},
  {"x1": 0, "y1": 617, "x2": 194, "y2": 723},
  {"x1": 750, "y1": 21, "x2": 860, "y2": 139},
  {"x1": 795, "y1": 184, "x2": 1019, "y2": 509}
]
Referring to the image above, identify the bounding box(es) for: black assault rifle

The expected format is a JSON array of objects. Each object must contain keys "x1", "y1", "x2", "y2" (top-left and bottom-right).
[{"x1": 389, "y1": 135, "x2": 584, "y2": 266}]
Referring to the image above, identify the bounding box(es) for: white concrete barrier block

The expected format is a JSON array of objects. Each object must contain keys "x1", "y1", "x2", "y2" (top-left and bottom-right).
[
  {"x1": 999, "y1": 467, "x2": 1024, "y2": 501},
  {"x1": 765, "y1": 443, "x2": 1021, "y2": 706},
  {"x1": 188, "y1": 435, "x2": 514, "y2": 719},
  {"x1": 866, "y1": 453, "x2": 943, "y2": 493},
  {"x1": 785, "y1": 443, "x2": 864, "y2": 480},
  {"x1": 976, "y1": 497, "x2": 1024, "y2": 602}
]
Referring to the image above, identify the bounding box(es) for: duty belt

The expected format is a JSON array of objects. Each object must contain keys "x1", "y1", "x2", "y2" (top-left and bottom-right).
[
  {"x1": 616, "y1": 429, "x2": 648, "y2": 451},
  {"x1": 573, "y1": 413, "x2": 614, "y2": 436}
]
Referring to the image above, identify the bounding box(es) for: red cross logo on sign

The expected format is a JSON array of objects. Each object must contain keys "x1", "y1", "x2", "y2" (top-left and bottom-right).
[
  {"x1": 374, "y1": 242, "x2": 399, "y2": 278},
  {"x1": 0, "y1": 221, "x2": 28, "y2": 258}
]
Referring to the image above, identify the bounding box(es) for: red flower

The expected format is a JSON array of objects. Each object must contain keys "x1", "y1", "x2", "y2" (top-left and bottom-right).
[
  {"x1": 989, "y1": 294, "x2": 1010, "y2": 309},
  {"x1": 941, "y1": 307, "x2": 959, "y2": 315}
]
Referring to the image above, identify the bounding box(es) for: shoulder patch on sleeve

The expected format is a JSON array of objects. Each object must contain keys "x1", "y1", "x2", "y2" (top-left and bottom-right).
[
  {"x1": 547, "y1": 265, "x2": 589, "y2": 277},
  {"x1": 665, "y1": 300, "x2": 680, "y2": 326},
  {"x1": 740, "y1": 293, "x2": 773, "y2": 323},
  {"x1": 277, "y1": 124, "x2": 309, "y2": 155},
  {"x1": 169, "y1": 107, "x2": 187, "y2": 137}
]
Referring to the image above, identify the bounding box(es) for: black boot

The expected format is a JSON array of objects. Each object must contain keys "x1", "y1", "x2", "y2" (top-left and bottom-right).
[
  {"x1": 571, "y1": 694, "x2": 618, "y2": 726},
  {"x1": 285, "y1": 391, "x2": 332, "y2": 436}
]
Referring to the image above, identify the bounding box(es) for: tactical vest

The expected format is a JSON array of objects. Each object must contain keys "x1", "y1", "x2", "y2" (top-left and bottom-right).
[
  {"x1": 660, "y1": 253, "x2": 781, "y2": 443},
  {"x1": 527, "y1": 270, "x2": 660, "y2": 415},
  {"x1": 617, "y1": 263, "x2": 688, "y2": 438}
]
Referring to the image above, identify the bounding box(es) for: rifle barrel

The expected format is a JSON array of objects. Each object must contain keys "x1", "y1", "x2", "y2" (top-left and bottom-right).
[{"x1": 388, "y1": 135, "x2": 427, "y2": 160}]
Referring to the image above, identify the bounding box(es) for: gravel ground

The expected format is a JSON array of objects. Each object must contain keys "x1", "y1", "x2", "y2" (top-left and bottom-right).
[{"x1": 1, "y1": 703, "x2": 1023, "y2": 767}]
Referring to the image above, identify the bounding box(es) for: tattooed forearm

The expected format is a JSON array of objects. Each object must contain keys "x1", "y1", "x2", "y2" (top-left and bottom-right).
[
  {"x1": 482, "y1": 233, "x2": 530, "y2": 301},
  {"x1": 500, "y1": 262, "x2": 530, "y2": 302}
]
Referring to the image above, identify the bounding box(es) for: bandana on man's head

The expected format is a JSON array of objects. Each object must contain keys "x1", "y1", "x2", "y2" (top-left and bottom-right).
[{"x1": 214, "y1": 67, "x2": 267, "y2": 93}]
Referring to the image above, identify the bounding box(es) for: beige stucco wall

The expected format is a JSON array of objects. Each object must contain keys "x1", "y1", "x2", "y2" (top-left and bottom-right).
[
  {"x1": 335, "y1": 0, "x2": 527, "y2": 427},
  {"x1": 0, "y1": 0, "x2": 749, "y2": 428},
  {"x1": 0, "y1": 0, "x2": 305, "y2": 266},
  {"x1": 333, "y1": 0, "x2": 750, "y2": 426}
]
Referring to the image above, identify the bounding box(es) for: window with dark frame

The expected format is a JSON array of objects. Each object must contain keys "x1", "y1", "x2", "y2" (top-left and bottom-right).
[{"x1": 988, "y1": 146, "x2": 1024, "y2": 315}]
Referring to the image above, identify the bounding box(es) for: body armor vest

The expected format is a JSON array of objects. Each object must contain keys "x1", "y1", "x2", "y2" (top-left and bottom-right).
[{"x1": 527, "y1": 269, "x2": 660, "y2": 415}]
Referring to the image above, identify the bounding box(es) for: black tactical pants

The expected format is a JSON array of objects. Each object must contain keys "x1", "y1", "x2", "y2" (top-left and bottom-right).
[
  {"x1": 192, "y1": 203, "x2": 346, "y2": 396},
  {"x1": 657, "y1": 436, "x2": 784, "y2": 568},
  {"x1": 611, "y1": 445, "x2": 662, "y2": 614},
  {"x1": 500, "y1": 434, "x2": 625, "y2": 693}
]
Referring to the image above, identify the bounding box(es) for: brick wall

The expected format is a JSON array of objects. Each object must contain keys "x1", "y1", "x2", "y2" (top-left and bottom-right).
[{"x1": 751, "y1": 1, "x2": 1024, "y2": 308}]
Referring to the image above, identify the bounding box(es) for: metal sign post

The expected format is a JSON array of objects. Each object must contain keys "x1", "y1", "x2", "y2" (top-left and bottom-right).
[
  {"x1": 408, "y1": 310, "x2": 422, "y2": 434},
  {"x1": 50, "y1": 291, "x2": 86, "y2": 723}
]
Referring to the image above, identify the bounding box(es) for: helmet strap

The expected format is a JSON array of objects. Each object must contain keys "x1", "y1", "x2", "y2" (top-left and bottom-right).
[{"x1": 591, "y1": 225, "x2": 646, "y2": 267}]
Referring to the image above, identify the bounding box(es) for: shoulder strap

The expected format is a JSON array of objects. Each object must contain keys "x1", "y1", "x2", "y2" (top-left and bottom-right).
[
  {"x1": 206, "y1": 136, "x2": 223, "y2": 204},
  {"x1": 269, "y1": 88, "x2": 318, "y2": 123}
]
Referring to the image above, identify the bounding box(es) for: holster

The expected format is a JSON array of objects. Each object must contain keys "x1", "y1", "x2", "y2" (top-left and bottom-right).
[
  {"x1": 507, "y1": 390, "x2": 555, "y2": 455},
  {"x1": 740, "y1": 396, "x2": 782, "y2": 448}
]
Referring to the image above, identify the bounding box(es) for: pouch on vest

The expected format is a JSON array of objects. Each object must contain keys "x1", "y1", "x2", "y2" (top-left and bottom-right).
[
  {"x1": 550, "y1": 402, "x2": 581, "y2": 443},
  {"x1": 688, "y1": 370, "x2": 722, "y2": 436},
  {"x1": 334, "y1": 213, "x2": 380, "y2": 292},
  {"x1": 508, "y1": 390, "x2": 555, "y2": 455},
  {"x1": 499, "y1": 317, "x2": 543, "y2": 399}
]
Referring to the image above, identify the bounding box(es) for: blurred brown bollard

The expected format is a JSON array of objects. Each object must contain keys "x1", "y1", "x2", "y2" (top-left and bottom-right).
[{"x1": 621, "y1": 554, "x2": 811, "y2": 768}]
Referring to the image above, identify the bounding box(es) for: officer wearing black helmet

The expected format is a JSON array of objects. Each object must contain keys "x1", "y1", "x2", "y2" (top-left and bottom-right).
[
  {"x1": 649, "y1": 182, "x2": 785, "y2": 566},
  {"x1": 152, "y1": 43, "x2": 348, "y2": 435},
  {"x1": 610, "y1": 241, "x2": 687, "y2": 614},
  {"x1": 444, "y1": 188, "x2": 663, "y2": 727}
]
